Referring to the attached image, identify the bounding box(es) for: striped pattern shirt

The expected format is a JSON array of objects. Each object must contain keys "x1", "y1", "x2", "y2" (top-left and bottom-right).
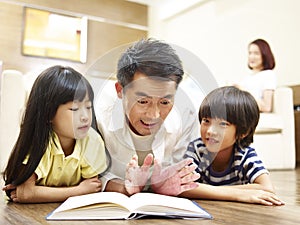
[{"x1": 184, "y1": 137, "x2": 268, "y2": 185}]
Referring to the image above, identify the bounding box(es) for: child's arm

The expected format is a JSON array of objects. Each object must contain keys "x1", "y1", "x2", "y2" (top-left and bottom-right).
[
  {"x1": 180, "y1": 183, "x2": 284, "y2": 206},
  {"x1": 104, "y1": 179, "x2": 129, "y2": 195},
  {"x1": 179, "y1": 174, "x2": 284, "y2": 206},
  {"x1": 223, "y1": 173, "x2": 275, "y2": 193},
  {"x1": 3, "y1": 173, "x2": 102, "y2": 203}
]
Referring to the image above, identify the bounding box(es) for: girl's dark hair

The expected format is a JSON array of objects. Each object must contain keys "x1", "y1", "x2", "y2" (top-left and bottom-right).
[
  {"x1": 117, "y1": 38, "x2": 184, "y2": 88},
  {"x1": 248, "y1": 39, "x2": 275, "y2": 70},
  {"x1": 2, "y1": 65, "x2": 98, "y2": 191},
  {"x1": 199, "y1": 86, "x2": 260, "y2": 148}
]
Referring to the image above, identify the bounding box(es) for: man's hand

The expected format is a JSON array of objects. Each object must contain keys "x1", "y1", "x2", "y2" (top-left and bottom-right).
[
  {"x1": 125, "y1": 153, "x2": 153, "y2": 195},
  {"x1": 151, "y1": 158, "x2": 200, "y2": 196}
]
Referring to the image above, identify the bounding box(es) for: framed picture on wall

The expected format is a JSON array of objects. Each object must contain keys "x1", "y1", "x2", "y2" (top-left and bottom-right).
[{"x1": 21, "y1": 7, "x2": 88, "y2": 63}]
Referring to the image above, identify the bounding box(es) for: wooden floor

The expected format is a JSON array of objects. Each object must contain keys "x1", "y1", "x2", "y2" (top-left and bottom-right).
[{"x1": 0, "y1": 167, "x2": 300, "y2": 225}]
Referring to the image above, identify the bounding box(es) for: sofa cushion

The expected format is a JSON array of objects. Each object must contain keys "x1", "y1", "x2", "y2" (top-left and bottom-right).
[{"x1": 255, "y1": 113, "x2": 283, "y2": 134}]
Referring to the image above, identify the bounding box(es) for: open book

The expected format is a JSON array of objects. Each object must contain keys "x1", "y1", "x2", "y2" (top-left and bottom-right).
[{"x1": 46, "y1": 192, "x2": 212, "y2": 220}]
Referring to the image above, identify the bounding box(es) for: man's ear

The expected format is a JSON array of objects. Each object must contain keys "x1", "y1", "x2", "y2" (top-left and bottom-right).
[{"x1": 115, "y1": 82, "x2": 123, "y2": 99}]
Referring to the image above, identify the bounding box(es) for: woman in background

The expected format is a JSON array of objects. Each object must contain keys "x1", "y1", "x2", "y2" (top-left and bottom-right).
[{"x1": 238, "y1": 39, "x2": 276, "y2": 112}]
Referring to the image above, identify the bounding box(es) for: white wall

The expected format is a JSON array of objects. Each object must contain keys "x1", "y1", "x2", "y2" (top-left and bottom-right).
[{"x1": 148, "y1": 0, "x2": 300, "y2": 87}]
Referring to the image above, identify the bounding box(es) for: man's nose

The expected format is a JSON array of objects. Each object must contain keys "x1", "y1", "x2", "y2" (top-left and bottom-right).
[{"x1": 146, "y1": 104, "x2": 160, "y2": 119}]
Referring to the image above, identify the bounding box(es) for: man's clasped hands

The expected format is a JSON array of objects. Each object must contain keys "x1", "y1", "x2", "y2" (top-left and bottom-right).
[{"x1": 125, "y1": 154, "x2": 200, "y2": 196}]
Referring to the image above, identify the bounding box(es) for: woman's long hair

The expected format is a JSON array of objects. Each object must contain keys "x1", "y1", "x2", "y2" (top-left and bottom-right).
[{"x1": 2, "y1": 65, "x2": 98, "y2": 192}]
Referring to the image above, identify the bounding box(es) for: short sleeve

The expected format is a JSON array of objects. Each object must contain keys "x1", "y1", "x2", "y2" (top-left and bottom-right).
[
  {"x1": 243, "y1": 149, "x2": 269, "y2": 183},
  {"x1": 34, "y1": 147, "x2": 53, "y2": 182},
  {"x1": 262, "y1": 70, "x2": 277, "y2": 90}
]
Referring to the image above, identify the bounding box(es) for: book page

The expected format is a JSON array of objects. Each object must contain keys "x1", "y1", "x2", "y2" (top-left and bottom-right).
[
  {"x1": 52, "y1": 192, "x2": 131, "y2": 213},
  {"x1": 129, "y1": 193, "x2": 210, "y2": 216},
  {"x1": 48, "y1": 204, "x2": 131, "y2": 220},
  {"x1": 46, "y1": 192, "x2": 212, "y2": 220}
]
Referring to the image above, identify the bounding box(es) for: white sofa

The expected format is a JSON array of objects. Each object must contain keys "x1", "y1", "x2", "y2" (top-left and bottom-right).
[
  {"x1": 0, "y1": 70, "x2": 27, "y2": 171},
  {"x1": 253, "y1": 87, "x2": 295, "y2": 170},
  {"x1": 0, "y1": 70, "x2": 296, "y2": 172}
]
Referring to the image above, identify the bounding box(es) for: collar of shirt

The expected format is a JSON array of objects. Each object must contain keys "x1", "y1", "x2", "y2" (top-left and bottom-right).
[{"x1": 50, "y1": 132, "x2": 81, "y2": 160}]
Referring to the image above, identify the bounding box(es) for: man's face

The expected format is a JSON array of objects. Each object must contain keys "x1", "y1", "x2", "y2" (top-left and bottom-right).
[{"x1": 116, "y1": 72, "x2": 177, "y2": 136}]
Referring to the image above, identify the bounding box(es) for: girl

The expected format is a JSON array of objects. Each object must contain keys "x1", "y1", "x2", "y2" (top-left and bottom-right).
[
  {"x1": 181, "y1": 86, "x2": 284, "y2": 206},
  {"x1": 2, "y1": 65, "x2": 108, "y2": 203}
]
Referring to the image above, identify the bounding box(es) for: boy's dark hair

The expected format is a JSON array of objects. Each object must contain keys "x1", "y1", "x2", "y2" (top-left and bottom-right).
[
  {"x1": 117, "y1": 38, "x2": 184, "y2": 88},
  {"x1": 2, "y1": 65, "x2": 97, "y2": 191},
  {"x1": 248, "y1": 39, "x2": 275, "y2": 70},
  {"x1": 199, "y1": 86, "x2": 260, "y2": 148}
]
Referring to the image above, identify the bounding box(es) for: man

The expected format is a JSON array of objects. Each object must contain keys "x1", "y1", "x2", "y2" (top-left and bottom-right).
[{"x1": 95, "y1": 38, "x2": 199, "y2": 196}]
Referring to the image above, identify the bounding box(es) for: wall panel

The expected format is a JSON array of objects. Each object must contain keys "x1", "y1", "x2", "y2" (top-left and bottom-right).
[{"x1": 0, "y1": 0, "x2": 147, "y2": 75}]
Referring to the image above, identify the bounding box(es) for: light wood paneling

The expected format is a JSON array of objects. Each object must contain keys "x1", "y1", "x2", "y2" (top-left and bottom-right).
[
  {"x1": 291, "y1": 85, "x2": 300, "y2": 106},
  {"x1": 295, "y1": 111, "x2": 300, "y2": 164},
  {"x1": 0, "y1": 0, "x2": 147, "y2": 75},
  {"x1": 13, "y1": 0, "x2": 148, "y2": 26},
  {"x1": 291, "y1": 85, "x2": 300, "y2": 164}
]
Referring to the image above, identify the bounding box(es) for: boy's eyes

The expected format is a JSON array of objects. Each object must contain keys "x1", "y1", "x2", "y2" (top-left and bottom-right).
[
  {"x1": 219, "y1": 121, "x2": 230, "y2": 127},
  {"x1": 201, "y1": 118, "x2": 210, "y2": 123},
  {"x1": 201, "y1": 118, "x2": 230, "y2": 127}
]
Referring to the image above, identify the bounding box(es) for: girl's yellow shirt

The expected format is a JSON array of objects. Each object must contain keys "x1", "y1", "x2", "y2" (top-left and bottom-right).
[{"x1": 24, "y1": 128, "x2": 107, "y2": 187}]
